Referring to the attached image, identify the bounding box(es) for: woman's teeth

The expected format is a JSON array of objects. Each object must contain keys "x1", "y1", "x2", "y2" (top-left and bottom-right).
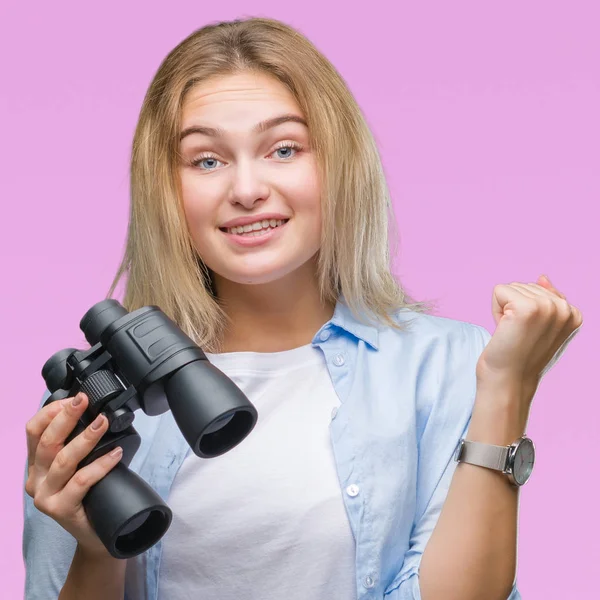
[{"x1": 226, "y1": 219, "x2": 287, "y2": 236}]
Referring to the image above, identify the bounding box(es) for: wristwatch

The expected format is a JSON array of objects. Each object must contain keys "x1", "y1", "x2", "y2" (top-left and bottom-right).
[{"x1": 454, "y1": 436, "x2": 536, "y2": 487}]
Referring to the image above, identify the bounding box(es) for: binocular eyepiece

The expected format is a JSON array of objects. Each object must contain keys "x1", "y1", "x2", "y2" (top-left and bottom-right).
[{"x1": 41, "y1": 299, "x2": 258, "y2": 558}]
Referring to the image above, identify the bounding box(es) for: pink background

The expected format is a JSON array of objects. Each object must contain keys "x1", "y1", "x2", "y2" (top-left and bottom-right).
[{"x1": 2, "y1": 1, "x2": 598, "y2": 598}]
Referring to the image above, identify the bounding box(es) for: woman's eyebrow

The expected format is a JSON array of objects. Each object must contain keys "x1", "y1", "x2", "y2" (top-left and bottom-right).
[{"x1": 179, "y1": 114, "x2": 307, "y2": 141}]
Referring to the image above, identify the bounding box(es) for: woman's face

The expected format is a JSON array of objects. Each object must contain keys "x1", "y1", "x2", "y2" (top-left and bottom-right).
[{"x1": 178, "y1": 71, "x2": 322, "y2": 289}]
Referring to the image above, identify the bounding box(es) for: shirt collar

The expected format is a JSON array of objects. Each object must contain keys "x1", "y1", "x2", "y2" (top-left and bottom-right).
[{"x1": 322, "y1": 296, "x2": 380, "y2": 350}]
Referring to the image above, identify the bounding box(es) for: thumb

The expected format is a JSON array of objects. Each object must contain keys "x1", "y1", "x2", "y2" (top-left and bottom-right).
[{"x1": 537, "y1": 274, "x2": 566, "y2": 299}]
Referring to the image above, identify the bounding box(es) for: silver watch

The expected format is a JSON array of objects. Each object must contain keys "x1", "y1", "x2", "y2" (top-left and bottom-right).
[{"x1": 454, "y1": 436, "x2": 535, "y2": 487}]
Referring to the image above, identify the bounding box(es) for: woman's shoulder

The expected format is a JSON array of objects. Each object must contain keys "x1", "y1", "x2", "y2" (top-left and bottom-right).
[
  {"x1": 375, "y1": 311, "x2": 492, "y2": 417},
  {"x1": 379, "y1": 307, "x2": 491, "y2": 351}
]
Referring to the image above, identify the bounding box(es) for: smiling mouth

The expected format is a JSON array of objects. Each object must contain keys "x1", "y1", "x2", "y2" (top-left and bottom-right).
[{"x1": 219, "y1": 218, "x2": 289, "y2": 237}]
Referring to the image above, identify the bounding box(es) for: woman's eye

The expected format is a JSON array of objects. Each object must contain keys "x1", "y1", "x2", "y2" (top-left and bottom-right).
[
  {"x1": 273, "y1": 146, "x2": 296, "y2": 159},
  {"x1": 191, "y1": 144, "x2": 302, "y2": 171},
  {"x1": 270, "y1": 143, "x2": 303, "y2": 159},
  {"x1": 193, "y1": 157, "x2": 222, "y2": 170}
]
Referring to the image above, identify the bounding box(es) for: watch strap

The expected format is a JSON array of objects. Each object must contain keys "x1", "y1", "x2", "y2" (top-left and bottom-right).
[{"x1": 455, "y1": 439, "x2": 510, "y2": 472}]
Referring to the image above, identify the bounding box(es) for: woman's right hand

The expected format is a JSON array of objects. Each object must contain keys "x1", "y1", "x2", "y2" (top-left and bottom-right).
[{"x1": 25, "y1": 392, "x2": 124, "y2": 558}]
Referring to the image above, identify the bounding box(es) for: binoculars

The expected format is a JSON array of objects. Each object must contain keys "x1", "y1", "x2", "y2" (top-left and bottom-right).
[{"x1": 41, "y1": 299, "x2": 258, "y2": 559}]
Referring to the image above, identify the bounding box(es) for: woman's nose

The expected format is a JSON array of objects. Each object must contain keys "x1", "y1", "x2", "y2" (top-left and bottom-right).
[{"x1": 228, "y1": 159, "x2": 270, "y2": 208}]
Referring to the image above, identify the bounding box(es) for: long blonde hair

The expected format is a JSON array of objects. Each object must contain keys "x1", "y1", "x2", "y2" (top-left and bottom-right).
[{"x1": 106, "y1": 17, "x2": 436, "y2": 352}]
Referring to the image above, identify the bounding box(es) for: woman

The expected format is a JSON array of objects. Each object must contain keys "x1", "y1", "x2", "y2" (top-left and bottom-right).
[{"x1": 23, "y1": 17, "x2": 582, "y2": 600}]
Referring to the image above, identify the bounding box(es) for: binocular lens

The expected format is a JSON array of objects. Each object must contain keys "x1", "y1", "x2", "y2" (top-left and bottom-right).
[
  {"x1": 80, "y1": 299, "x2": 128, "y2": 346},
  {"x1": 166, "y1": 361, "x2": 258, "y2": 458},
  {"x1": 203, "y1": 413, "x2": 235, "y2": 435},
  {"x1": 119, "y1": 511, "x2": 150, "y2": 536},
  {"x1": 41, "y1": 348, "x2": 79, "y2": 393},
  {"x1": 84, "y1": 462, "x2": 173, "y2": 559},
  {"x1": 199, "y1": 410, "x2": 256, "y2": 457},
  {"x1": 114, "y1": 509, "x2": 171, "y2": 556}
]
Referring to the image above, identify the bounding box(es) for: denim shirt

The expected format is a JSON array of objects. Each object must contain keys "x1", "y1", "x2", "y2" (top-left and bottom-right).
[{"x1": 23, "y1": 300, "x2": 521, "y2": 599}]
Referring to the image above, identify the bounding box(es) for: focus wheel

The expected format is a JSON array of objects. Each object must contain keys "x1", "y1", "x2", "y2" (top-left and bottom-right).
[{"x1": 79, "y1": 370, "x2": 124, "y2": 413}]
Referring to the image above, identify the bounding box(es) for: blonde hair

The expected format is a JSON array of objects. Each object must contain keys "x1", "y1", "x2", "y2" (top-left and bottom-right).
[{"x1": 106, "y1": 16, "x2": 436, "y2": 352}]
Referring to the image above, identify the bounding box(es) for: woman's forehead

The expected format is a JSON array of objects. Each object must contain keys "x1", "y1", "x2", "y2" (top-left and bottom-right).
[
  {"x1": 182, "y1": 72, "x2": 296, "y2": 113},
  {"x1": 180, "y1": 75, "x2": 305, "y2": 138}
]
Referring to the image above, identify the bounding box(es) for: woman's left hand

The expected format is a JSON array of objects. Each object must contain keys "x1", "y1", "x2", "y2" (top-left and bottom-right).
[{"x1": 476, "y1": 275, "x2": 583, "y2": 404}]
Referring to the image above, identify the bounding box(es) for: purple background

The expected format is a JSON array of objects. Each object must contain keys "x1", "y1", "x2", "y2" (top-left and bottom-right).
[{"x1": 2, "y1": 1, "x2": 598, "y2": 598}]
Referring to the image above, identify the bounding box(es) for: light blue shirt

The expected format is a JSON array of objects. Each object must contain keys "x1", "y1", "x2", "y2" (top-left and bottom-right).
[{"x1": 23, "y1": 300, "x2": 521, "y2": 599}]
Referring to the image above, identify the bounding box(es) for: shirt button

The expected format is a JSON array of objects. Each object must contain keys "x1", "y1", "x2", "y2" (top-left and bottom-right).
[
  {"x1": 331, "y1": 406, "x2": 338, "y2": 420},
  {"x1": 332, "y1": 353, "x2": 345, "y2": 366},
  {"x1": 319, "y1": 329, "x2": 331, "y2": 342},
  {"x1": 363, "y1": 575, "x2": 375, "y2": 589},
  {"x1": 346, "y1": 484, "x2": 359, "y2": 497}
]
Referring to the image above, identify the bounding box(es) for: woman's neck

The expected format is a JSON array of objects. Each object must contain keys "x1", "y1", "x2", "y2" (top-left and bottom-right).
[{"x1": 213, "y1": 261, "x2": 336, "y2": 353}]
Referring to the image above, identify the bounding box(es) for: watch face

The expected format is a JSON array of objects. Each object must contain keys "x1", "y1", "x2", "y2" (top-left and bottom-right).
[{"x1": 512, "y1": 438, "x2": 535, "y2": 485}]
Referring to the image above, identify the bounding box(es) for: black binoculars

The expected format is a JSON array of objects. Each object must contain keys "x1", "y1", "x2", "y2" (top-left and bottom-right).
[{"x1": 41, "y1": 299, "x2": 258, "y2": 559}]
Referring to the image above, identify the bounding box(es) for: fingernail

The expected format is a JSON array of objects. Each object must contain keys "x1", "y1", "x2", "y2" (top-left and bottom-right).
[
  {"x1": 109, "y1": 447, "x2": 123, "y2": 459},
  {"x1": 91, "y1": 414, "x2": 105, "y2": 430},
  {"x1": 71, "y1": 393, "x2": 83, "y2": 407}
]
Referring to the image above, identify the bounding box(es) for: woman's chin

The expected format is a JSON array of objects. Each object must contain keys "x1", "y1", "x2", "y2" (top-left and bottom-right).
[
  {"x1": 213, "y1": 266, "x2": 290, "y2": 287},
  {"x1": 209, "y1": 254, "x2": 318, "y2": 289}
]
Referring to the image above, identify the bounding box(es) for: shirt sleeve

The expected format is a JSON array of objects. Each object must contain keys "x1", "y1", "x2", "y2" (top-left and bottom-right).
[
  {"x1": 384, "y1": 323, "x2": 522, "y2": 600},
  {"x1": 23, "y1": 389, "x2": 78, "y2": 600}
]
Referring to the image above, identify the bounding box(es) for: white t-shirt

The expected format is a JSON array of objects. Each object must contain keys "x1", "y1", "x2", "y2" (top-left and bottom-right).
[{"x1": 157, "y1": 343, "x2": 357, "y2": 599}]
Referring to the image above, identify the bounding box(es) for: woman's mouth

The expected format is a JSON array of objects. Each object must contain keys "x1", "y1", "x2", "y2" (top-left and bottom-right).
[
  {"x1": 220, "y1": 218, "x2": 289, "y2": 237},
  {"x1": 218, "y1": 218, "x2": 290, "y2": 247}
]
